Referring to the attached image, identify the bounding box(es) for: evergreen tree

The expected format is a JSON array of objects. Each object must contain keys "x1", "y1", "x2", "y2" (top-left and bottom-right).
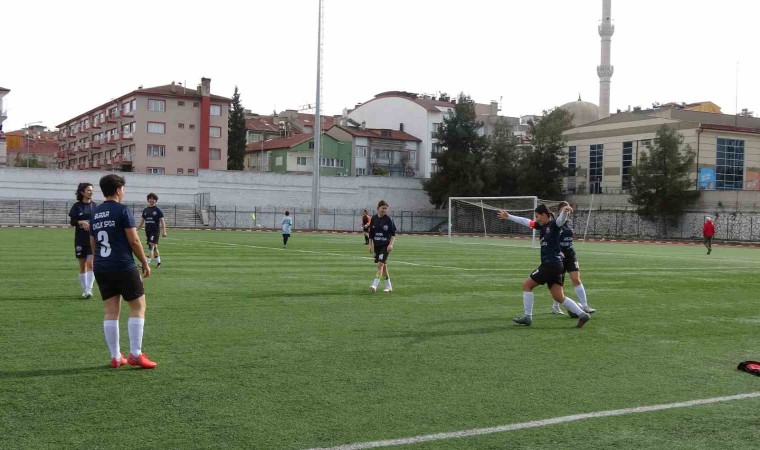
[
  {"x1": 628, "y1": 125, "x2": 700, "y2": 227},
  {"x1": 227, "y1": 86, "x2": 247, "y2": 170},
  {"x1": 482, "y1": 118, "x2": 521, "y2": 196},
  {"x1": 516, "y1": 108, "x2": 573, "y2": 198},
  {"x1": 422, "y1": 93, "x2": 488, "y2": 208}
]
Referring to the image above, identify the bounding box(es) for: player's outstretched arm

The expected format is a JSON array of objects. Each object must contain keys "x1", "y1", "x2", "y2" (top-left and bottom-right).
[{"x1": 499, "y1": 210, "x2": 533, "y2": 228}]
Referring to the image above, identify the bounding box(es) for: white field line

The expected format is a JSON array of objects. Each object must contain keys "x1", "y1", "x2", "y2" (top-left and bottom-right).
[
  {"x1": 169, "y1": 238, "x2": 512, "y2": 272},
  {"x1": 306, "y1": 392, "x2": 760, "y2": 450}
]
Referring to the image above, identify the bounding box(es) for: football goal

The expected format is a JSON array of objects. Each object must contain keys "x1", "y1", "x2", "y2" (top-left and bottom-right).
[{"x1": 448, "y1": 196, "x2": 564, "y2": 248}]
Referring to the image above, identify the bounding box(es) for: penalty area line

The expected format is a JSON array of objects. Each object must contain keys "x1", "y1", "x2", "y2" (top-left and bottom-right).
[{"x1": 306, "y1": 392, "x2": 760, "y2": 450}]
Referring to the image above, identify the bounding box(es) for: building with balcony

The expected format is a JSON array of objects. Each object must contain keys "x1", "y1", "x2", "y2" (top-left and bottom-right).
[
  {"x1": 244, "y1": 133, "x2": 351, "y2": 176},
  {"x1": 326, "y1": 125, "x2": 421, "y2": 177},
  {"x1": 0, "y1": 86, "x2": 9, "y2": 166},
  {"x1": 56, "y1": 78, "x2": 230, "y2": 175}
]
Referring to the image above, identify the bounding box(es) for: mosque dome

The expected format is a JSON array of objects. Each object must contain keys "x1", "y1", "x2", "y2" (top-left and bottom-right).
[{"x1": 560, "y1": 96, "x2": 600, "y2": 127}]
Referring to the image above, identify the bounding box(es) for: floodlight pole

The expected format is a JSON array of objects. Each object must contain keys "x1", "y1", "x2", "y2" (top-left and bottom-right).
[{"x1": 311, "y1": 0, "x2": 324, "y2": 230}]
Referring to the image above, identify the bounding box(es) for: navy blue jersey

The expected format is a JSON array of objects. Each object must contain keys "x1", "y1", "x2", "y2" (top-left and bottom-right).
[
  {"x1": 69, "y1": 201, "x2": 96, "y2": 244},
  {"x1": 531, "y1": 219, "x2": 563, "y2": 265},
  {"x1": 90, "y1": 201, "x2": 137, "y2": 272},
  {"x1": 370, "y1": 214, "x2": 396, "y2": 246},
  {"x1": 141, "y1": 206, "x2": 164, "y2": 232},
  {"x1": 559, "y1": 220, "x2": 576, "y2": 259}
]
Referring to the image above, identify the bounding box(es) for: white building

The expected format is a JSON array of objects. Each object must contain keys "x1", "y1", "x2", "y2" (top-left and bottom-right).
[
  {"x1": 0, "y1": 87, "x2": 9, "y2": 166},
  {"x1": 348, "y1": 91, "x2": 456, "y2": 178}
]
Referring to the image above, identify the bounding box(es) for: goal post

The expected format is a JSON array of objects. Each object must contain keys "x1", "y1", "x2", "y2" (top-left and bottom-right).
[{"x1": 448, "y1": 196, "x2": 540, "y2": 247}]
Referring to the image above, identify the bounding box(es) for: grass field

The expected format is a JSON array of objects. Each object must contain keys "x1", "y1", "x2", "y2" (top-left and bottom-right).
[{"x1": 1, "y1": 227, "x2": 759, "y2": 449}]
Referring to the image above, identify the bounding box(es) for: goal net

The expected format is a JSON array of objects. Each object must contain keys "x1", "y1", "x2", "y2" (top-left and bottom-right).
[{"x1": 448, "y1": 196, "x2": 563, "y2": 248}]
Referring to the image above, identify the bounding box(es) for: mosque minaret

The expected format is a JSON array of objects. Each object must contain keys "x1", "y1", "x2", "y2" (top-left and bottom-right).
[{"x1": 597, "y1": 0, "x2": 614, "y2": 119}]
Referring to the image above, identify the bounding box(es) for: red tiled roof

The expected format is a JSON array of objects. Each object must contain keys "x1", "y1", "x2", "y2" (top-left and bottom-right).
[
  {"x1": 245, "y1": 116, "x2": 279, "y2": 133},
  {"x1": 331, "y1": 125, "x2": 421, "y2": 142},
  {"x1": 56, "y1": 82, "x2": 231, "y2": 127},
  {"x1": 295, "y1": 113, "x2": 337, "y2": 130},
  {"x1": 245, "y1": 134, "x2": 313, "y2": 153}
]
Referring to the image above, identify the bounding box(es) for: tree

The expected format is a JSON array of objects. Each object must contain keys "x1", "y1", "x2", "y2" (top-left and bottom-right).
[
  {"x1": 515, "y1": 108, "x2": 573, "y2": 199},
  {"x1": 227, "y1": 86, "x2": 247, "y2": 170},
  {"x1": 628, "y1": 125, "x2": 700, "y2": 228},
  {"x1": 422, "y1": 93, "x2": 488, "y2": 208},
  {"x1": 482, "y1": 118, "x2": 521, "y2": 196}
]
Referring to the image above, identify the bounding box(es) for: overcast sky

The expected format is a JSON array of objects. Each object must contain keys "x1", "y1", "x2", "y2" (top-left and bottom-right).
[{"x1": 3, "y1": 0, "x2": 759, "y2": 131}]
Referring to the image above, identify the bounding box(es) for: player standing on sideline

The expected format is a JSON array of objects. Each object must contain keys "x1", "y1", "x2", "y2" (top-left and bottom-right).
[
  {"x1": 68, "y1": 182, "x2": 97, "y2": 299},
  {"x1": 282, "y1": 210, "x2": 293, "y2": 248},
  {"x1": 90, "y1": 174, "x2": 156, "y2": 369},
  {"x1": 703, "y1": 216, "x2": 715, "y2": 255},
  {"x1": 361, "y1": 209, "x2": 371, "y2": 245},
  {"x1": 551, "y1": 201, "x2": 596, "y2": 317},
  {"x1": 368, "y1": 200, "x2": 396, "y2": 293},
  {"x1": 497, "y1": 204, "x2": 591, "y2": 328},
  {"x1": 136, "y1": 193, "x2": 167, "y2": 268}
]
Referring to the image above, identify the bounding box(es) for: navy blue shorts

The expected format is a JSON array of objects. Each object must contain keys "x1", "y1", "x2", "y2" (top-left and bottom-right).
[
  {"x1": 75, "y1": 241, "x2": 93, "y2": 259},
  {"x1": 374, "y1": 246, "x2": 389, "y2": 264},
  {"x1": 94, "y1": 268, "x2": 145, "y2": 301},
  {"x1": 529, "y1": 263, "x2": 564, "y2": 288}
]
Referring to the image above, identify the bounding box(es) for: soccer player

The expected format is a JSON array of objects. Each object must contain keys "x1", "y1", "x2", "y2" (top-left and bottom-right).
[
  {"x1": 136, "y1": 193, "x2": 167, "y2": 268},
  {"x1": 90, "y1": 174, "x2": 156, "y2": 369},
  {"x1": 361, "y1": 209, "x2": 371, "y2": 245},
  {"x1": 282, "y1": 210, "x2": 293, "y2": 248},
  {"x1": 497, "y1": 204, "x2": 591, "y2": 328},
  {"x1": 368, "y1": 200, "x2": 396, "y2": 293},
  {"x1": 551, "y1": 201, "x2": 596, "y2": 317},
  {"x1": 703, "y1": 216, "x2": 715, "y2": 255},
  {"x1": 68, "y1": 182, "x2": 96, "y2": 299}
]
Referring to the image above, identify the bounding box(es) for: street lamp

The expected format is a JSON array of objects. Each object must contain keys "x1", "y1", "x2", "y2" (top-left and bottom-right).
[{"x1": 24, "y1": 121, "x2": 43, "y2": 168}]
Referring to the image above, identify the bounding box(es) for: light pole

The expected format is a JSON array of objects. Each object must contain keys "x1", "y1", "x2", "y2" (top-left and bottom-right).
[
  {"x1": 311, "y1": 0, "x2": 324, "y2": 230},
  {"x1": 24, "y1": 121, "x2": 43, "y2": 168}
]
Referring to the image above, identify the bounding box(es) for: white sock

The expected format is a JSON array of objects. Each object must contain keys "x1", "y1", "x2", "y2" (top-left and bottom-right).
[
  {"x1": 522, "y1": 291, "x2": 534, "y2": 316},
  {"x1": 575, "y1": 284, "x2": 588, "y2": 307},
  {"x1": 86, "y1": 271, "x2": 95, "y2": 291},
  {"x1": 128, "y1": 317, "x2": 145, "y2": 356},
  {"x1": 147, "y1": 258, "x2": 152, "y2": 265},
  {"x1": 155, "y1": 256, "x2": 161, "y2": 264},
  {"x1": 372, "y1": 278, "x2": 380, "y2": 287},
  {"x1": 385, "y1": 278, "x2": 392, "y2": 288},
  {"x1": 562, "y1": 297, "x2": 583, "y2": 316},
  {"x1": 79, "y1": 273, "x2": 87, "y2": 291},
  {"x1": 103, "y1": 320, "x2": 120, "y2": 359}
]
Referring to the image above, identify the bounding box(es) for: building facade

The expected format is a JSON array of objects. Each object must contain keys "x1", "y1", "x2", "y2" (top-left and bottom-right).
[
  {"x1": 5, "y1": 126, "x2": 59, "y2": 168},
  {"x1": 244, "y1": 133, "x2": 351, "y2": 176},
  {"x1": 56, "y1": 78, "x2": 230, "y2": 175},
  {"x1": 563, "y1": 106, "x2": 760, "y2": 194},
  {"x1": 326, "y1": 125, "x2": 421, "y2": 177},
  {"x1": 0, "y1": 87, "x2": 9, "y2": 166}
]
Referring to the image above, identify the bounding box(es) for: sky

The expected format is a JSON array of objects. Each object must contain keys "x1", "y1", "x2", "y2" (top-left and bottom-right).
[{"x1": 3, "y1": 0, "x2": 760, "y2": 132}]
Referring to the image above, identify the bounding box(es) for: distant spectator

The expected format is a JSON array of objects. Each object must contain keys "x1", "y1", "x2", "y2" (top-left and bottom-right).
[{"x1": 703, "y1": 216, "x2": 715, "y2": 255}]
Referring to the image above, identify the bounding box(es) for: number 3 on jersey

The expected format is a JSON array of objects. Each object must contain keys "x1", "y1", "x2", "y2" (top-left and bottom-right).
[{"x1": 97, "y1": 230, "x2": 112, "y2": 257}]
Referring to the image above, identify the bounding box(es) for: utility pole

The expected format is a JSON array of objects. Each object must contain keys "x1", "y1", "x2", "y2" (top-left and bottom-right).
[{"x1": 311, "y1": 0, "x2": 324, "y2": 230}]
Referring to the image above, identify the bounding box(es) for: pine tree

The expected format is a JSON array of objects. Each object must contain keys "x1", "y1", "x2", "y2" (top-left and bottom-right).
[
  {"x1": 516, "y1": 108, "x2": 573, "y2": 198},
  {"x1": 227, "y1": 86, "x2": 247, "y2": 170},
  {"x1": 628, "y1": 125, "x2": 700, "y2": 228},
  {"x1": 482, "y1": 119, "x2": 520, "y2": 196}
]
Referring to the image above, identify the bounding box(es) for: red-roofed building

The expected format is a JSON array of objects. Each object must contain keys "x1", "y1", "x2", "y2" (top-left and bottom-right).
[
  {"x1": 244, "y1": 132, "x2": 351, "y2": 176},
  {"x1": 5, "y1": 126, "x2": 59, "y2": 168},
  {"x1": 55, "y1": 78, "x2": 230, "y2": 175},
  {"x1": 326, "y1": 124, "x2": 421, "y2": 177},
  {"x1": 0, "y1": 86, "x2": 9, "y2": 166}
]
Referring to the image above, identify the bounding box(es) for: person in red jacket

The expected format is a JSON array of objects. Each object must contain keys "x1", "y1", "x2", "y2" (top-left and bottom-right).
[{"x1": 703, "y1": 216, "x2": 715, "y2": 255}]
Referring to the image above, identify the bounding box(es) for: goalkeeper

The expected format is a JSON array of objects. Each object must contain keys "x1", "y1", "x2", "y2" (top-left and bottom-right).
[
  {"x1": 551, "y1": 201, "x2": 596, "y2": 317},
  {"x1": 497, "y1": 204, "x2": 591, "y2": 328}
]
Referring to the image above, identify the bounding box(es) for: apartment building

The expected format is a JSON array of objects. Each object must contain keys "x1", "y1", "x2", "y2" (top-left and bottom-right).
[
  {"x1": 56, "y1": 78, "x2": 230, "y2": 175},
  {"x1": 0, "y1": 86, "x2": 9, "y2": 166},
  {"x1": 326, "y1": 124, "x2": 421, "y2": 177}
]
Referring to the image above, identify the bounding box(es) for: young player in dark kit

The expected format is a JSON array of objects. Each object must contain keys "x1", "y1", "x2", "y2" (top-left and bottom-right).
[
  {"x1": 368, "y1": 200, "x2": 396, "y2": 293},
  {"x1": 551, "y1": 201, "x2": 596, "y2": 317},
  {"x1": 68, "y1": 182, "x2": 97, "y2": 298},
  {"x1": 90, "y1": 174, "x2": 156, "y2": 369},
  {"x1": 497, "y1": 204, "x2": 591, "y2": 328},
  {"x1": 137, "y1": 193, "x2": 167, "y2": 268}
]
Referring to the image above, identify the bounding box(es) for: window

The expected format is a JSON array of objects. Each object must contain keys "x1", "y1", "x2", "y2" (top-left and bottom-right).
[
  {"x1": 189, "y1": 124, "x2": 195, "y2": 130},
  {"x1": 622, "y1": 142, "x2": 633, "y2": 190},
  {"x1": 431, "y1": 122, "x2": 442, "y2": 138},
  {"x1": 147, "y1": 167, "x2": 165, "y2": 174},
  {"x1": 147, "y1": 145, "x2": 165, "y2": 157},
  {"x1": 567, "y1": 145, "x2": 577, "y2": 192},
  {"x1": 210, "y1": 126, "x2": 222, "y2": 138},
  {"x1": 193, "y1": 102, "x2": 199, "y2": 107},
  {"x1": 409, "y1": 151, "x2": 417, "y2": 162},
  {"x1": 297, "y1": 157, "x2": 308, "y2": 165},
  {"x1": 209, "y1": 148, "x2": 221, "y2": 160},
  {"x1": 188, "y1": 169, "x2": 195, "y2": 174},
  {"x1": 178, "y1": 123, "x2": 185, "y2": 129},
  {"x1": 716, "y1": 138, "x2": 744, "y2": 190},
  {"x1": 356, "y1": 168, "x2": 367, "y2": 176},
  {"x1": 177, "y1": 168, "x2": 184, "y2": 175},
  {"x1": 431, "y1": 143, "x2": 443, "y2": 155},
  {"x1": 248, "y1": 132, "x2": 262, "y2": 143},
  {"x1": 210, "y1": 105, "x2": 222, "y2": 116},
  {"x1": 147, "y1": 122, "x2": 165, "y2": 134},
  {"x1": 355, "y1": 146, "x2": 368, "y2": 158},
  {"x1": 178, "y1": 101, "x2": 185, "y2": 106},
  {"x1": 177, "y1": 146, "x2": 184, "y2": 151},
  {"x1": 320, "y1": 158, "x2": 337, "y2": 167},
  {"x1": 309, "y1": 141, "x2": 315, "y2": 149},
  {"x1": 148, "y1": 99, "x2": 165, "y2": 112},
  {"x1": 275, "y1": 156, "x2": 283, "y2": 165},
  {"x1": 589, "y1": 144, "x2": 604, "y2": 194},
  {"x1": 189, "y1": 146, "x2": 196, "y2": 152}
]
